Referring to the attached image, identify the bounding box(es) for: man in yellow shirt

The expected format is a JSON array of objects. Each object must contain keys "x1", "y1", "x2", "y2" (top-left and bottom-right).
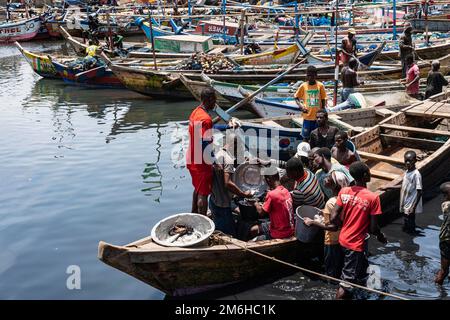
[
  {"x1": 85, "y1": 40, "x2": 99, "y2": 57},
  {"x1": 294, "y1": 65, "x2": 327, "y2": 140}
]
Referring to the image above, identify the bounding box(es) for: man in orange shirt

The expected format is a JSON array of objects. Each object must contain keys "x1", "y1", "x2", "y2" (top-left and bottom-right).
[
  {"x1": 294, "y1": 65, "x2": 327, "y2": 140},
  {"x1": 186, "y1": 88, "x2": 217, "y2": 215}
]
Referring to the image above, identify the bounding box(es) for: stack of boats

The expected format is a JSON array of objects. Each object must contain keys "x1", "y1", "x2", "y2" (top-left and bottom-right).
[{"x1": 3, "y1": 0, "x2": 450, "y2": 296}]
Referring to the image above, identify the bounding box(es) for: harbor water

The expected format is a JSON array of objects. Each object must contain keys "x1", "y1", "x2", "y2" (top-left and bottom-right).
[{"x1": 0, "y1": 41, "x2": 449, "y2": 300}]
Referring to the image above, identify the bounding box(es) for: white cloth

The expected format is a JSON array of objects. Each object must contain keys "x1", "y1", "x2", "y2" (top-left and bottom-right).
[{"x1": 399, "y1": 169, "x2": 423, "y2": 214}]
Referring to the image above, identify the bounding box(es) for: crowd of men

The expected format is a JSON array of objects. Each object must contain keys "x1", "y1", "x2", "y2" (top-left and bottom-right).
[{"x1": 184, "y1": 22, "x2": 450, "y2": 298}]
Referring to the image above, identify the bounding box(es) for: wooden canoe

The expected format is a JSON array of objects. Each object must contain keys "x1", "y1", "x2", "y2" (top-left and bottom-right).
[
  {"x1": 15, "y1": 41, "x2": 60, "y2": 79},
  {"x1": 351, "y1": 91, "x2": 450, "y2": 223},
  {"x1": 0, "y1": 16, "x2": 41, "y2": 42},
  {"x1": 218, "y1": 103, "x2": 410, "y2": 161},
  {"x1": 52, "y1": 61, "x2": 125, "y2": 88},
  {"x1": 242, "y1": 89, "x2": 417, "y2": 118},
  {"x1": 98, "y1": 234, "x2": 306, "y2": 297},
  {"x1": 105, "y1": 54, "x2": 431, "y2": 100}
]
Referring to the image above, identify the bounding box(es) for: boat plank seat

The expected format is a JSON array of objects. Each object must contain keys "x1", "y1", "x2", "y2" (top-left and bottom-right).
[
  {"x1": 358, "y1": 151, "x2": 404, "y2": 165},
  {"x1": 406, "y1": 101, "x2": 450, "y2": 118},
  {"x1": 262, "y1": 120, "x2": 283, "y2": 127},
  {"x1": 208, "y1": 46, "x2": 228, "y2": 54},
  {"x1": 380, "y1": 134, "x2": 444, "y2": 151},
  {"x1": 370, "y1": 169, "x2": 398, "y2": 180},
  {"x1": 375, "y1": 108, "x2": 396, "y2": 117},
  {"x1": 380, "y1": 124, "x2": 450, "y2": 137}
]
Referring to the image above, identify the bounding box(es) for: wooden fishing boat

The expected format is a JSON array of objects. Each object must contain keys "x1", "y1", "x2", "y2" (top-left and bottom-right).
[
  {"x1": 379, "y1": 40, "x2": 450, "y2": 61},
  {"x1": 101, "y1": 53, "x2": 192, "y2": 99},
  {"x1": 241, "y1": 89, "x2": 417, "y2": 118},
  {"x1": 98, "y1": 234, "x2": 303, "y2": 296},
  {"x1": 52, "y1": 60, "x2": 124, "y2": 88},
  {"x1": 216, "y1": 102, "x2": 410, "y2": 161},
  {"x1": 351, "y1": 91, "x2": 450, "y2": 223},
  {"x1": 0, "y1": 16, "x2": 41, "y2": 42},
  {"x1": 136, "y1": 17, "x2": 186, "y2": 41},
  {"x1": 409, "y1": 18, "x2": 450, "y2": 32},
  {"x1": 232, "y1": 42, "x2": 300, "y2": 66},
  {"x1": 182, "y1": 73, "x2": 427, "y2": 108},
  {"x1": 15, "y1": 41, "x2": 60, "y2": 79},
  {"x1": 103, "y1": 45, "x2": 393, "y2": 99}
]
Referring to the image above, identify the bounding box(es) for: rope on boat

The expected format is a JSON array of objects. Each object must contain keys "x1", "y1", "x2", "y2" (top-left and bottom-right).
[{"x1": 213, "y1": 232, "x2": 409, "y2": 300}]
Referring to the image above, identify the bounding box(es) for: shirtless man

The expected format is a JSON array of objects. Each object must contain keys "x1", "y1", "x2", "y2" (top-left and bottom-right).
[
  {"x1": 340, "y1": 58, "x2": 364, "y2": 102},
  {"x1": 331, "y1": 131, "x2": 357, "y2": 168}
]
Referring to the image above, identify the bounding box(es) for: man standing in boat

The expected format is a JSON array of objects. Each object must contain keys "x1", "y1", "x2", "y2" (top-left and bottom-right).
[
  {"x1": 340, "y1": 28, "x2": 357, "y2": 66},
  {"x1": 340, "y1": 58, "x2": 364, "y2": 103},
  {"x1": 186, "y1": 88, "x2": 217, "y2": 216},
  {"x1": 294, "y1": 65, "x2": 327, "y2": 140},
  {"x1": 399, "y1": 23, "x2": 414, "y2": 78},
  {"x1": 6, "y1": 0, "x2": 12, "y2": 22}
]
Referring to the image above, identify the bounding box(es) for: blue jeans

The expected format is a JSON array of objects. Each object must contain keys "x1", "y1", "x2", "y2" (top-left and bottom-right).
[
  {"x1": 209, "y1": 198, "x2": 236, "y2": 237},
  {"x1": 327, "y1": 99, "x2": 355, "y2": 112},
  {"x1": 302, "y1": 119, "x2": 318, "y2": 140},
  {"x1": 341, "y1": 87, "x2": 355, "y2": 103}
]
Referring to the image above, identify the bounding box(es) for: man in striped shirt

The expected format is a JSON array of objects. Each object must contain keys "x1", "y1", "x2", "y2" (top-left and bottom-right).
[{"x1": 286, "y1": 157, "x2": 325, "y2": 210}]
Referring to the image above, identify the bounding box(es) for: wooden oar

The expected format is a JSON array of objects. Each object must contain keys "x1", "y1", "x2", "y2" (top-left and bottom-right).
[{"x1": 212, "y1": 58, "x2": 306, "y2": 123}]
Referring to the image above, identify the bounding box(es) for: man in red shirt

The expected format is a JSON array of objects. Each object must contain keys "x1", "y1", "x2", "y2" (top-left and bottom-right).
[
  {"x1": 331, "y1": 161, "x2": 387, "y2": 299},
  {"x1": 401, "y1": 54, "x2": 421, "y2": 100},
  {"x1": 186, "y1": 88, "x2": 217, "y2": 215},
  {"x1": 252, "y1": 168, "x2": 295, "y2": 240}
]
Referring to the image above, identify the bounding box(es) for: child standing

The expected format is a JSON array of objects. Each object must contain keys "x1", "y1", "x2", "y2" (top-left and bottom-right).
[
  {"x1": 435, "y1": 182, "x2": 450, "y2": 285},
  {"x1": 295, "y1": 65, "x2": 327, "y2": 140},
  {"x1": 399, "y1": 151, "x2": 423, "y2": 233},
  {"x1": 303, "y1": 171, "x2": 350, "y2": 278}
]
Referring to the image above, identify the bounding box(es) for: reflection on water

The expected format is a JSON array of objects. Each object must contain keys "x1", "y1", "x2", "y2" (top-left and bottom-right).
[{"x1": 142, "y1": 125, "x2": 163, "y2": 202}]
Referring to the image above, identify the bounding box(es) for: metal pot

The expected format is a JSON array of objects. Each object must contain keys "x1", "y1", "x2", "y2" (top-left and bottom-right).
[{"x1": 236, "y1": 198, "x2": 259, "y2": 222}]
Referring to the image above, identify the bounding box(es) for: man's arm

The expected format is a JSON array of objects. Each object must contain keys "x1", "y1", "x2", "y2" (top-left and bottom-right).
[
  {"x1": 224, "y1": 172, "x2": 252, "y2": 198},
  {"x1": 370, "y1": 215, "x2": 387, "y2": 243},
  {"x1": 303, "y1": 217, "x2": 339, "y2": 231},
  {"x1": 330, "y1": 203, "x2": 343, "y2": 226},
  {"x1": 255, "y1": 201, "x2": 268, "y2": 217}
]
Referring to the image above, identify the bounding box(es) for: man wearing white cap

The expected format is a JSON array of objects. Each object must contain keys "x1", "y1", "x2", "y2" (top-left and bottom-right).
[
  {"x1": 294, "y1": 141, "x2": 312, "y2": 169},
  {"x1": 340, "y1": 28, "x2": 357, "y2": 65}
]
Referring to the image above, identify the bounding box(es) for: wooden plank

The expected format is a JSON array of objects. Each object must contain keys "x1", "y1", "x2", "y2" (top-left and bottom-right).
[
  {"x1": 380, "y1": 134, "x2": 444, "y2": 151},
  {"x1": 375, "y1": 108, "x2": 396, "y2": 117},
  {"x1": 262, "y1": 120, "x2": 283, "y2": 127},
  {"x1": 405, "y1": 110, "x2": 450, "y2": 119},
  {"x1": 358, "y1": 151, "x2": 404, "y2": 165},
  {"x1": 380, "y1": 124, "x2": 450, "y2": 137},
  {"x1": 370, "y1": 169, "x2": 398, "y2": 180}
]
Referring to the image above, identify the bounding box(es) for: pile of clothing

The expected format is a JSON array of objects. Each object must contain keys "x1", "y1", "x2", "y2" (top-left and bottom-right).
[{"x1": 66, "y1": 56, "x2": 105, "y2": 72}]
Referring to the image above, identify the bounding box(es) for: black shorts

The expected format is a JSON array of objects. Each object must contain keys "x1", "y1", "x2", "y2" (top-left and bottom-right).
[
  {"x1": 440, "y1": 241, "x2": 450, "y2": 260},
  {"x1": 340, "y1": 248, "x2": 368, "y2": 290},
  {"x1": 324, "y1": 244, "x2": 344, "y2": 279}
]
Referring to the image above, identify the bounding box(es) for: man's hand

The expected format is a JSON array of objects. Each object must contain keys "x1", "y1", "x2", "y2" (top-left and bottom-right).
[
  {"x1": 228, "y1": 117, "x2": 241, "y2": 129},
  {"x1": 243, "y1": 190, "x2": 255, "y2": 198},
  {"x1": 303, "y1": 217, "x2": 315, "y2": 226},
  {"x1": 376, "y1": 232, "x2": 387, "y2": 244}
]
